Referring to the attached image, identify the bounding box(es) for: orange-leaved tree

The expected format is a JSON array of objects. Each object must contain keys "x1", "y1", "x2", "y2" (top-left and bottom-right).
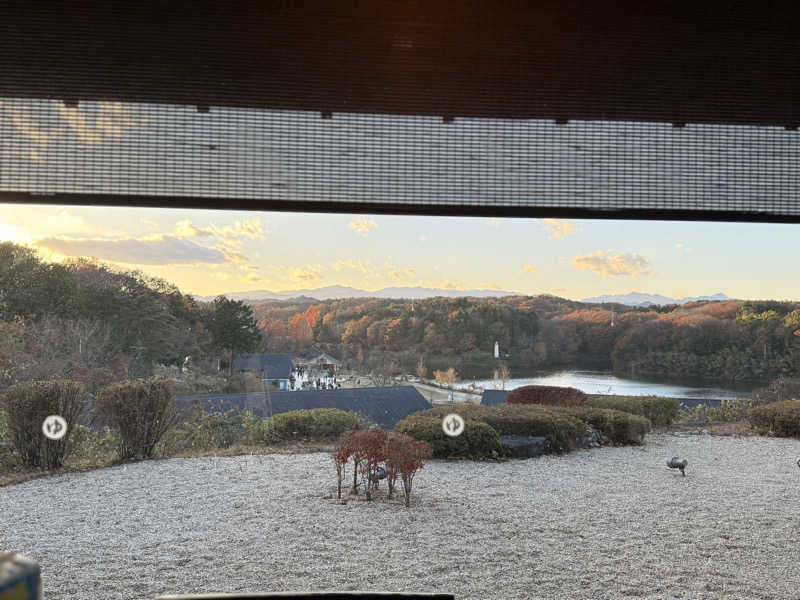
[{"x1": 391, "y1": 435, "x2": 432, "y2": 507}]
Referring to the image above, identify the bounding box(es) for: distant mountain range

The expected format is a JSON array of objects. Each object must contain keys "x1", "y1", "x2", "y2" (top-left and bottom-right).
[
  {"x1": 193, "y1": 286, "x2": 731, "y2": 306},
  {"x1": 581, "y1": 291, "x2": 730, "y2": 306},
  {"x1": 193, "y1": 285, "x2": 524, "y2": 303}
]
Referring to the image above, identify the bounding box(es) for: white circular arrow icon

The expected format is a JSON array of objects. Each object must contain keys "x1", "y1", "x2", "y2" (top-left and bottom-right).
[
  {"x1": 442, "y1": 413, "x2": 465, "y2": 437},
  {"x1": 42, "y1": 415, "x2": 68, "y2": 440}
]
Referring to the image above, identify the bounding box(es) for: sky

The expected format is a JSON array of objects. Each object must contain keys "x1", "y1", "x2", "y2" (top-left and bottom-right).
[
  {"x1": 0, "y1": 203, "x2": 798, "y2": 301},
  {"x1": 1, "y1": 98, "x2": 799, "y2": 301}
]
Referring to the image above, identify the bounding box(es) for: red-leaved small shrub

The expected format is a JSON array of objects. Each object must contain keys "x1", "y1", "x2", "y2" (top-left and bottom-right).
[
  {"x1": 334, "y1": 429, "x2": 431, "y2": 505},
  {"x1": 507, "y1": 385, "x2": 587, "y2": 407}
]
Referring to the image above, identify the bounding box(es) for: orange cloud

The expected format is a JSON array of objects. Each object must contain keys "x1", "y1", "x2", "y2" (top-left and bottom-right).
[
  {"x1": 572, "y1": 250, "x2": 654, "y2": 277},
  {"x1": 543, "y1": 219, "x2": 576, "y2": 239},
  {"x1": 289, "y1": 265, "x2": 324, "y2": 282}
]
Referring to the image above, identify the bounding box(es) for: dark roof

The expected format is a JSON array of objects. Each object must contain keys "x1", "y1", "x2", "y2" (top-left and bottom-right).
[
  {"x1": 232, "y1": 354, "x2": 293, "y2": 380},
  {"x1": 481, "y1": 390, "x2": 509, "y2": 406},
  {"x1": 175, "y1": 385, "x2": 431, "y2": 430}
]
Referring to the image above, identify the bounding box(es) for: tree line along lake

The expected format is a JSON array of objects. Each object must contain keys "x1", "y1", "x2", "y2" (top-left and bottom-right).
[{"x1": 463, "y1": 369, "x2": 758, "y2": 403}]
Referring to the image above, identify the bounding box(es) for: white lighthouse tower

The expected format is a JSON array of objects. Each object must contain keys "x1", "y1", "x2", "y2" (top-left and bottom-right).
[{"x1": 494, "y1": 341, "x2": 499, "y2": 359}]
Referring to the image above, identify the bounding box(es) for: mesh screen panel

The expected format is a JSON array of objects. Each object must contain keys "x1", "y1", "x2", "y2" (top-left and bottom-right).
[
  {"x1": 2, "y1": 99, "x2": 800, "y2": 216},
  {"x1": 1, "y1": 1, "x2": 800, "y2": 219}
]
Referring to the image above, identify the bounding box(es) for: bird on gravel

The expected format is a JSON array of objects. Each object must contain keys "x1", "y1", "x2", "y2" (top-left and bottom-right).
[{"x1": 667, "y1": 456, "x2": 688, "y2": 476}]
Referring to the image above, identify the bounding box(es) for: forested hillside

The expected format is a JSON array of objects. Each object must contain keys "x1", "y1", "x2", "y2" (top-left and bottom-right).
[
  {"x1": 0, "y1": 243, "x2": 260, "y2": 393},
  {"x1": 253, "y1": 295, "x2": 800, "y2": 382},
  {"x1": 2, "y1": 242, "x2": 799, "y2": 388}
]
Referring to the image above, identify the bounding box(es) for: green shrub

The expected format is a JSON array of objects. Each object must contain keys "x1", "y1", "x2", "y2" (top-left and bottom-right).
[
  {"x1": 421, "y1": 404, "x2": 590, "y2": 452},
  {"x1": 708, "y1": 398, "x2": 752, "y2": 422},
  {"x1": 249, "y1": 408, "x2": 372, "y2": 443},
  {"x1": 1, "y1": 380, "x2": 86, "y2": 469},
  {"x1": 96, "y1": 379, "x2": 177, "y2": 460},
  {"x1": 0, "y1": 409, "x2": 13, "y2": 467},
  {"x1": 394, "y1": 415, "x2": 502, "y2": 458},
  {"x1": 587, "y1": 395, "x2": 679, "y2": 427},
  {"x1": 66, "y1": 424, "x2": 120, "y2": 466},
  {"x1": 751, "y1": 377, "x2": 800, "y2": 406},
  {"x1": 564, "y1": 406, "x2": 650, "y2": 444},
  {"x1": 748, "y1": 399, "x2": 800, "y2": 438},
  {"x1": 155, "y1": 403, "x2": 251, "y2": 456},
  {"x1": 408, "y1": 402, "x2": 650, "y2": 452}
]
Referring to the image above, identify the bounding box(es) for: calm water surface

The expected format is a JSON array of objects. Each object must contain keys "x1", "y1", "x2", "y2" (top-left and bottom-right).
[{"x1": 466, "y1": 370, "x2": 757, "y2": 401}]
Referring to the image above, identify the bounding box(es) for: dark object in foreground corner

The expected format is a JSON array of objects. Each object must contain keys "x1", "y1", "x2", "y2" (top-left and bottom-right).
[
  {"x1": 667, "y1": 457, "x2": 688, "y2": 476},
  {"x1": 797, "y1": 458, "x2": 800, "y2": 469},
  {"x1": 154, "y1": 594, "x2": 454, "y2": 600},
  {"x1": 0, "y1": 553, "x2": 42, "y2": 600}
]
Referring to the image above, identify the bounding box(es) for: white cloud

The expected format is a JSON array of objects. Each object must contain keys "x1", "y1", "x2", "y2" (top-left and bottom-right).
[
  {"x1": 46, "y1": 210, "x2": 84, "y2": 229},
  {"x1": 543, "y1": 218, "x2": 576, "y2": 239},
  {"x1": 571, "y1": 250, "x2": 654, "y2": 277},
  {"x1": 348, "y1": 217, "x2": 378, "y2": 235},
  {"x1": 35, "y1": 235, "x2": 228, "y2": 265},
  {"x1": 174, "y1": 218, "x2": 265, "y2": 245},
  {"x1": 175, "y1": 220, "x2": 214, "y2": 238},
  {"x1": 522, "y1": 264, "x2": 538, "y2": 275}
]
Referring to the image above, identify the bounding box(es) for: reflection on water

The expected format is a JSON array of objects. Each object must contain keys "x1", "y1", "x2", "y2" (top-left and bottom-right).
[{"x1": 466, "y1": 370, "x2": 756, "y2": 400}]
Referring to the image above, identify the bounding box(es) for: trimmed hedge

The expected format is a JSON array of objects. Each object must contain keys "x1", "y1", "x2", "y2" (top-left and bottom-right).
[
  {"x1": 399, "y1": 403, "x2": 650, "y2": 458},
  {"x1": 587, "y1": 395, "x2": 679, "y2": 428},
  {"x1": 561, "y1": 406, "x2": 650, "y2": 445},
  {"x1": 507, "y1": 385, "x2": 587, "y2": 406},
  {"x1": 434, "y1": 404, "x2": 586, "y2": 452},
  {"x1": 394, "y1": 415, "x2": 502, "y2": 458},
  {"x1": 748, "y1": 399, "x2": 800, "y2": 438},
  {"x1": 250, "y1": 408, "x2": 372, "y2": 443}
]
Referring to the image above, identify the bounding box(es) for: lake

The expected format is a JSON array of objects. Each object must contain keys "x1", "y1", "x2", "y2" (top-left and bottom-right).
[{"x1": 464, "y1": 370, "x2": 757, "y2": 402}]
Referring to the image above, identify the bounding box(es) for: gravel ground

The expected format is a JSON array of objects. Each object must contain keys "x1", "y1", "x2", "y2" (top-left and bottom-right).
[{"x1": 3, "y1": 433, "x2": 800, "y2": 600}]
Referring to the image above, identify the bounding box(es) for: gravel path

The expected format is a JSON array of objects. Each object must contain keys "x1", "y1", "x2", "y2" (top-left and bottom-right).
[{"x1": 3, "y1": 433, "x2": 800, "y2": 600}]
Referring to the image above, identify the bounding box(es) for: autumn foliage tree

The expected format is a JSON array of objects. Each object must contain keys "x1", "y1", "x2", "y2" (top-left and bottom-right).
[
  {"x1": 288, "y1": 313, "x2": 313, "y2": 345},
  {"x1": 433, "y1": 367, "x2": 458, "y2": 386},
  {"x1": 507, "y1": 385, "x2": 587, "y2": 407},
  {"x1": 416, "y1": 357, "x2": 427, "y2": 380},
  {"x1": 334, "y1": 430, "x2": 432, "y2": 506},
  {"x1": 392, "y1": 435, "x2": 432, "y2": 507}
]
